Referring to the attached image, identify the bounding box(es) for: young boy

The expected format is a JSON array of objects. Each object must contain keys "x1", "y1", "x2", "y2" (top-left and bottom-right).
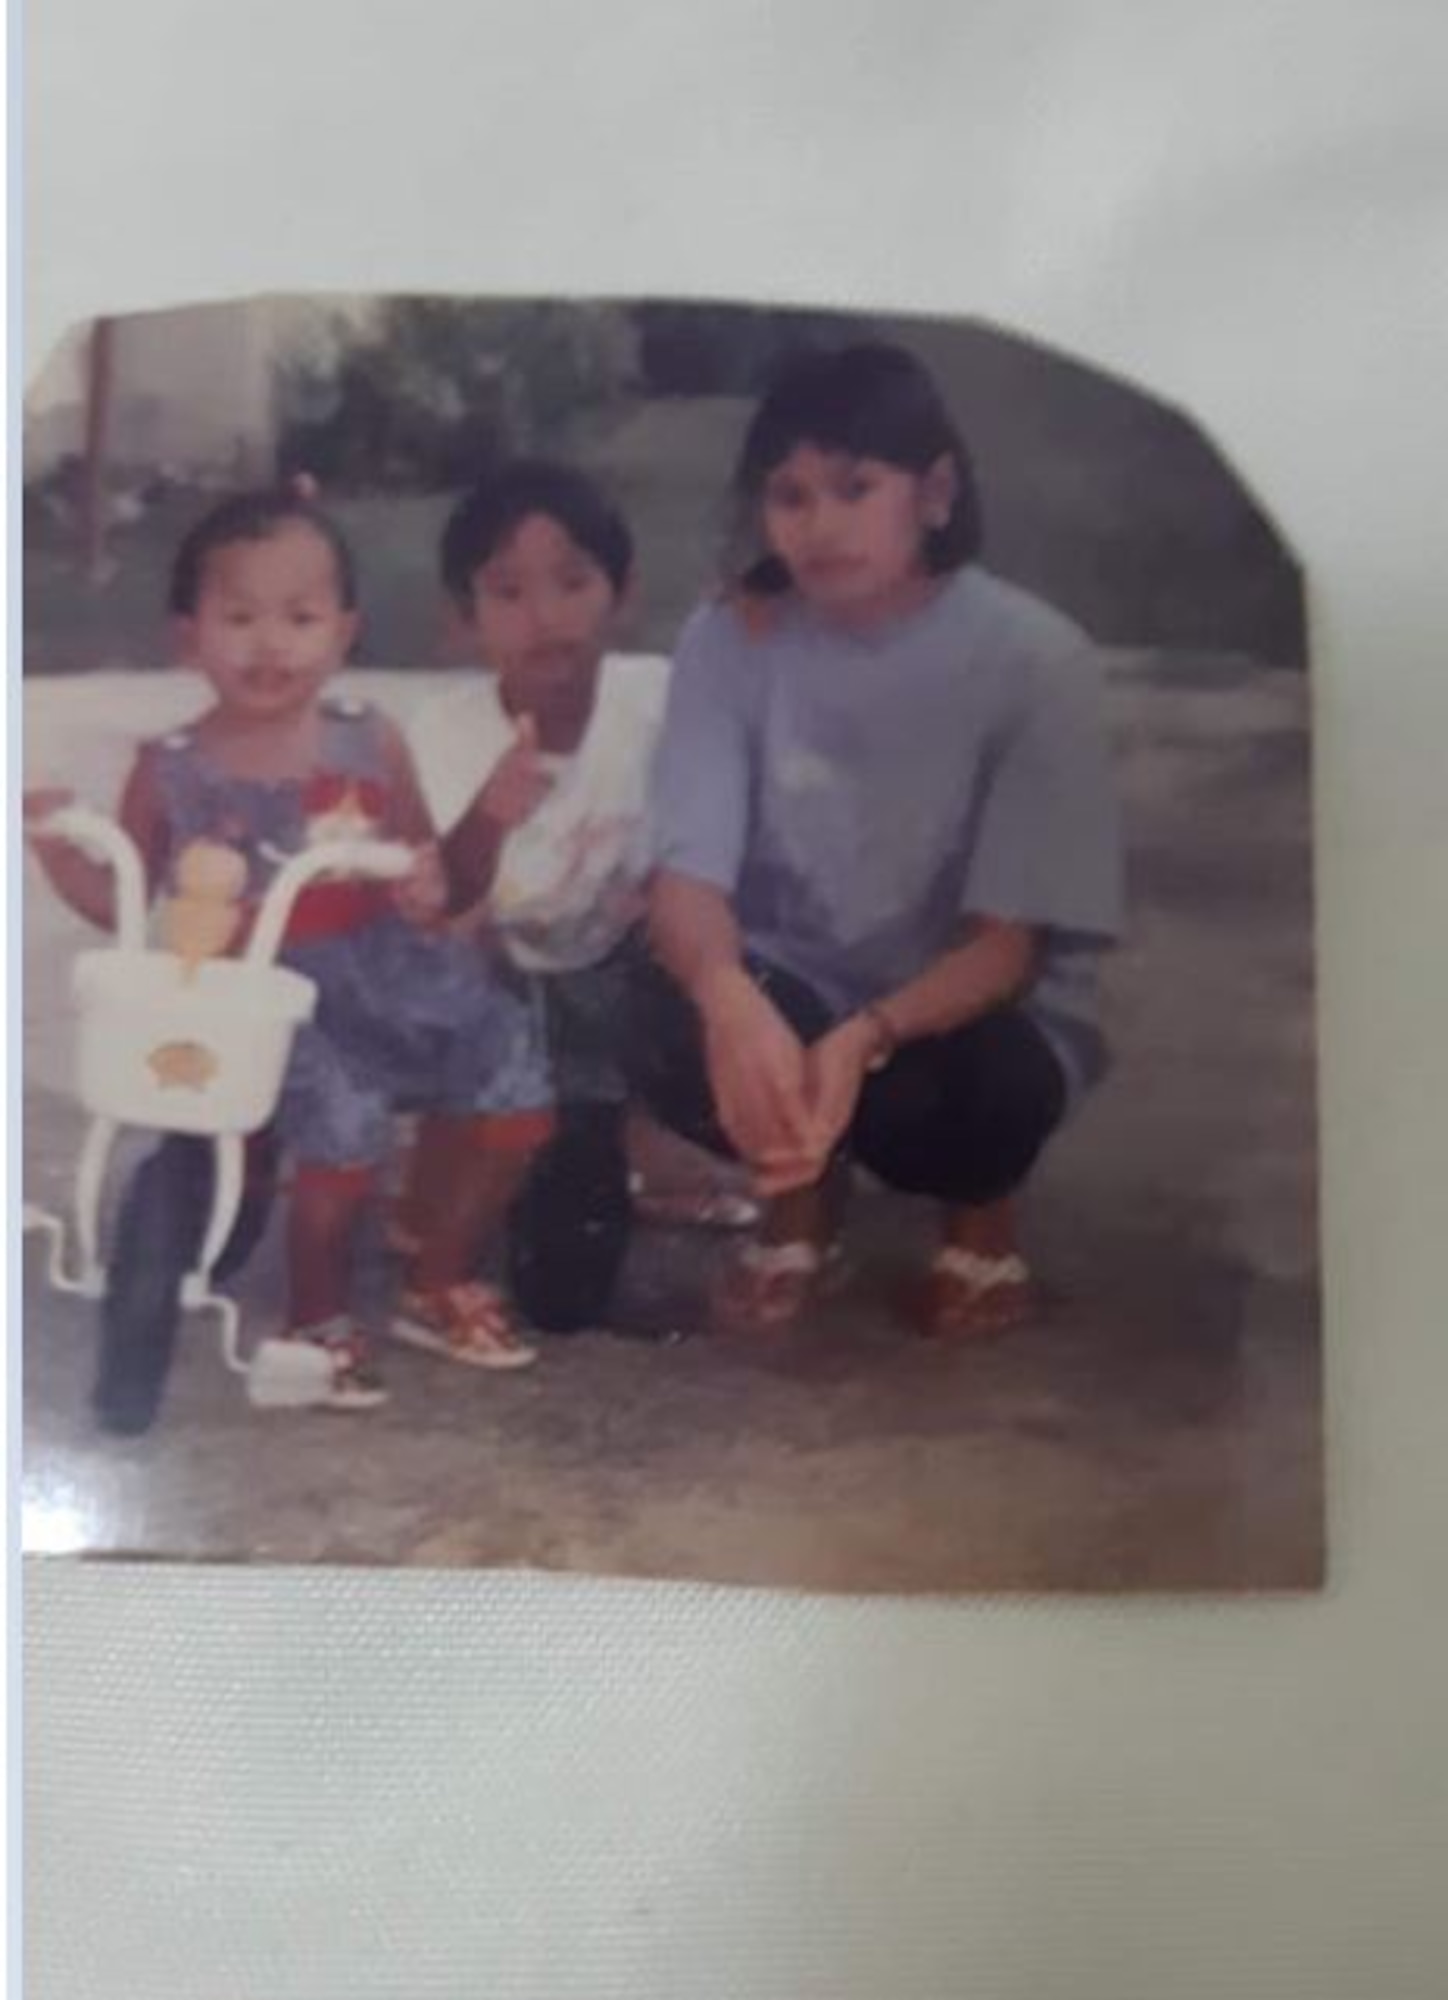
[{"x1": 407, "y1": 460, "x2": 673, "y2": 1331}]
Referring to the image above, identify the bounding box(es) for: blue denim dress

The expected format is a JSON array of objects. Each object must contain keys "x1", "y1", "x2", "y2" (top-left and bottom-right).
[{"x1": 149, "y1": 699, "x2": 551, "y2": 1165}]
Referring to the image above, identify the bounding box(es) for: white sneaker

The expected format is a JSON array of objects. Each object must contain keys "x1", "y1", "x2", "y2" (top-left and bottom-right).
[{"x1": 247, "y1": 1323, "x2": 389, "y2": 1411}]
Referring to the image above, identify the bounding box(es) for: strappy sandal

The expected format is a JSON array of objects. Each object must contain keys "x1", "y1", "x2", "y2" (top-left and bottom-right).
[
  {"x1": 392, "y1": 1281, "x2": 539, "y2": 1372},
  {"x1": 914, "y1": 1246, "x2": 1035, "y2": 1340},
  {"x1": 713, "y1": 1239, "x2": 840, "y2": 1331}
]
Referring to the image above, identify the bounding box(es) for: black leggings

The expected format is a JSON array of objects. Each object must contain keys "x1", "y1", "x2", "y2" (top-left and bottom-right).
[
  {"x1": 506, "y1": 1098, "x2": 632, "y2": 1334},
  {"x1": 625, "y1": 954, "x2": 1068, "y2": 1208},
  {"x1": 505, "y1": 936, "x2": 649, "y2": 1333},
  {"x1": 506, "y1": 947, "x2": 1069, "y2": 1332}
]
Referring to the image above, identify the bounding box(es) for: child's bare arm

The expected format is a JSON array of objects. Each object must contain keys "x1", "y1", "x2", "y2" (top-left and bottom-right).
[
  {"x1": 22, "y1": 788, "x2": 115, "y2": 928},
  {"x1": 23, "y1": 752, "x2": 165, "y2": 931},
  {"x1": 375, "y1": 715, "x2": 436, "y2": 846},
  {"x1": 438, "y1": 802, "x2": 507, "y2": 914},
  {"x1": 437, "y1": 715, "x2": 551, "y2": 915},
  {"x1": 375, "y1": 715, "x2": 449, "y2": 925}
]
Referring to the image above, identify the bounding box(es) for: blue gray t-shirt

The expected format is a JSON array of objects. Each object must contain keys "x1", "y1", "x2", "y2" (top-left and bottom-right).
[{"x1": 650, "y1": 566, "x2": 1125, "y2": 1099}]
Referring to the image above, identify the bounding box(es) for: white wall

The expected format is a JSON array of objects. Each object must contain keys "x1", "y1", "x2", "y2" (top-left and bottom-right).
[{"x1": 24, "y1": 295, "x2": 376, "y2": 480}]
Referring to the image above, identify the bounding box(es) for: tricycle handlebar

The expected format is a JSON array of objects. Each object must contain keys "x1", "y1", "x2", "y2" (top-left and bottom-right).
[
  {"x1": 31, "y1": 805, "x2": 414, "y2": 966},
  {"x1": 243, "y1": 838, "x2": 414, "y2": 966}
]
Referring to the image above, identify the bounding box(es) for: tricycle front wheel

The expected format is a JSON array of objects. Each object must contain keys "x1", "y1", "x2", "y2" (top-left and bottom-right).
[{"x1": 93, "y1": 1131, "x2": 279, "y2": 1435}]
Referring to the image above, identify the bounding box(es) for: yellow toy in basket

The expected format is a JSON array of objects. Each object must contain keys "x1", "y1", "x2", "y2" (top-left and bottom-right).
[{"x1": 157, "y1": 839, "x2": 249, "y2": 980}]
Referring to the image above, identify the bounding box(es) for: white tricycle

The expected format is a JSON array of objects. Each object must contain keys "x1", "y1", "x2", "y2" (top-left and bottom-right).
[{"x1": 23, "y1": 805, "x2": 412, "y2": 1430}]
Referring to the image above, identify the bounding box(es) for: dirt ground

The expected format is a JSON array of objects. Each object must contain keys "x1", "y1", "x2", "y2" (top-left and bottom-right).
[{"x1": 20, "y1": 652, "x2": 1323, "y2": 1593}]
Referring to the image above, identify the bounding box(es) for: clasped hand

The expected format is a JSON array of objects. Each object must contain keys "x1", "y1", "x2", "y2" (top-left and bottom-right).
[{"x1": 701, "y1": 971, "x2": 876, "y2": 1197}]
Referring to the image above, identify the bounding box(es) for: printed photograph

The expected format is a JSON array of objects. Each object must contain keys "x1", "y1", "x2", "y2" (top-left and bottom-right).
[{"x1": 21, "y1": 293, "x2": 1322, "y2": 1590}]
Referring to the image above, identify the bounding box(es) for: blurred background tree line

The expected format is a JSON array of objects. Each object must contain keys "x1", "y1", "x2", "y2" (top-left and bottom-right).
[
  {"x1": 24, "y1": 295, "x2": 1304, "y2": 669},
  {"x1": 271, "y1": 298, "x2": 860, "y2": 490}
]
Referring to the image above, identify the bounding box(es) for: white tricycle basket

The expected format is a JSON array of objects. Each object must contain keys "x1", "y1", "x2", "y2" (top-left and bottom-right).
[{"x1": 71, "y1": 949, "x2": 317, "y2": 1136}]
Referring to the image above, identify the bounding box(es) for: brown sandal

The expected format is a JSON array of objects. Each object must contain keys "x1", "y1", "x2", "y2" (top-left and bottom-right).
[
  {"x1": 712, "y1": 1240, "x2": 839, "y2": 1331},
  {"x1": 915, "y1": 1247, "x2": 1035, "y2": 1340}
]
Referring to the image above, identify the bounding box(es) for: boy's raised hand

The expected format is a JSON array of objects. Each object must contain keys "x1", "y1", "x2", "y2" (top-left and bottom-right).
[{"x1": 475, "y1": 714, "x2": 554, "y2": 832}]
